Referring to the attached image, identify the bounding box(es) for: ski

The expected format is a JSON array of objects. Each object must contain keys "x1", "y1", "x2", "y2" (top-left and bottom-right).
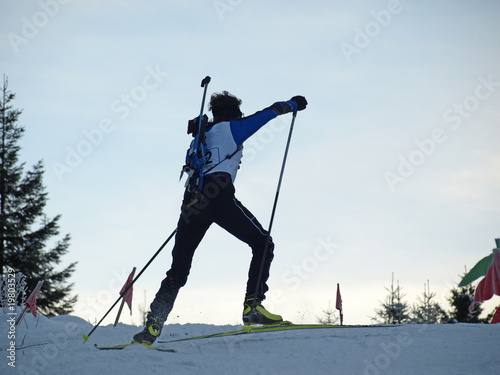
[
  {"x1": 94, "y1": 342, "x2": 175, "y2": 353},
  {"x1": 157, "y1": 321, "x2": 289, "y2": 343},
  {"x1": 158, "y1": 321, "x2": 396, "y2": 343}
]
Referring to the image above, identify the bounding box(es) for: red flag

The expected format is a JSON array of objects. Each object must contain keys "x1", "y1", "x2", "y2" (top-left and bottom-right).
[
  {"x1": 470, "y1": 250, "x2": 500, "y2": 312},
  {"x1": 25, "y1": 280, "x2": 44, "y2": 317},
  {"x1": 335, "y1": 283, "x2": 342, "y2": 312},
  {"x1": 120, "y1": 267, "x2": 136, "y2": 314}
]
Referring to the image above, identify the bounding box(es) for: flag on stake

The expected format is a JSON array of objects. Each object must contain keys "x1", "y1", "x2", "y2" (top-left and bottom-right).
[
  {"x1": 120, "y1": 267, "x2": 136, "y2": 313},
  {"x1": 336, "y1": 283, "x2": 343, "y2": 325},
  {"x1": 16, "y1": 280, "x2": 44, "y2": 325},
  {"x1": 335, "y1": 283, "x2": 342, "y2": 311},
  {"x1": 26, "y1": 280, "x2": 44, "y2": 317},
  {"x1": 114, "y1": 267, "x2": 136, "y2": 327}
]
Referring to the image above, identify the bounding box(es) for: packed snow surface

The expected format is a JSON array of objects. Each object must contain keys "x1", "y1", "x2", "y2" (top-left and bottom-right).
[{"x1": 1, "y1": 312, "x2": 499, "y2": 375}]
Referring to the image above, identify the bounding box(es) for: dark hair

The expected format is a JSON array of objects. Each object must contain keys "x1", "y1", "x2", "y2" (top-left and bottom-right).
[{"x1": 209, "y1": 91, "x2": 243, "y2": 121}]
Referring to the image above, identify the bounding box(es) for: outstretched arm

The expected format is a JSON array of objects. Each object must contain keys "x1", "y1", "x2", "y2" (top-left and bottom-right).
[{"x1": 230, "y1": 96, "x2": 307, "y2": 147}]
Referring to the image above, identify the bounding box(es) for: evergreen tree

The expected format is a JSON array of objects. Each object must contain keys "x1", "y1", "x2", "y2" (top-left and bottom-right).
[
  {"x1": 0, "y1": 76, "x2": 77, "y2": 316},
  {"x1": 372, "y1": 273, "x2": 410, "y2": 324},
  {"x1": 317, "y1": 301, "x2": 338, "y2": 325},
  {"x1": 410, "y1": 280, "x2": 447, "y2": 323},
  {"x1": 447, "y1": 276, "x2": 485, "y2": 323}
]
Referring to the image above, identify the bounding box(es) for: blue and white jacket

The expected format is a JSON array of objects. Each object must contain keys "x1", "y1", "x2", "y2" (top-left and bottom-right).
[{"x1": 201, "y1": 105, "x2": 288, "y2": 182}]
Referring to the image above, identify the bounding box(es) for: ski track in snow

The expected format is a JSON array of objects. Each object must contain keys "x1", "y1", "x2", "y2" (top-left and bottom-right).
[{"x1": 1, "y1": 313, "x2": 499, "y2": 375}]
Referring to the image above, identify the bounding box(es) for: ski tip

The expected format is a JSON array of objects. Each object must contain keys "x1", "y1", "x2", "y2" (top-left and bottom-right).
[{"x1": 83, "y1": 335, "x2": 89, "y2": 343}]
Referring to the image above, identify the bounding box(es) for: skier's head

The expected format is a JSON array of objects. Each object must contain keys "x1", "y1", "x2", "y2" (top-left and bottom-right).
[{"x1": 209, "y1": 91, "x2": 243, "y2": 122}]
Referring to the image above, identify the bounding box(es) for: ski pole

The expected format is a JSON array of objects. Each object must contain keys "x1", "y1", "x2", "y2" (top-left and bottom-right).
[
  {"x1": 252, "y1": 111, "x2": 298, "y2": 308},
  {"x1": 83, "y1": 228, "x2": 177, "y2": 342}
]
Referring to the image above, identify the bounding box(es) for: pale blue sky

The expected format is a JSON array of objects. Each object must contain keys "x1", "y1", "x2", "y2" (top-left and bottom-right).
[{"x1": 2, "y1": 0, "x2": 499, "y2": 325}]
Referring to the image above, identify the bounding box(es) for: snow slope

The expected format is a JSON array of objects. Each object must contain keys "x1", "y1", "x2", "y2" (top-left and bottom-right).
[{"x1": 1, "y1": 312, "x2": 499, "y2": 375}]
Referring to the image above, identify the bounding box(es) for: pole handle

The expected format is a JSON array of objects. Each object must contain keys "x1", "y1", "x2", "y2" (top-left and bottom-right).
[{"x1": 201, "y1": 76, "x2": 211, "y2": 87}]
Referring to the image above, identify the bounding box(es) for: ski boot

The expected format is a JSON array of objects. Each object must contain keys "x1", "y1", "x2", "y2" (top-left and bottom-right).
[
  {"x1": 243, "y1": 295, "x2": 283, "y2": 325},
  {"x1": 132, "y1": 276, "x2": 183, "y2": 344},
  {"x1": 133, "y1": 312, "x2": 166, "y2": 345}
]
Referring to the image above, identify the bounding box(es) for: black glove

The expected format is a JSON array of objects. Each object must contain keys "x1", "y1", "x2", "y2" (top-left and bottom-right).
[
  {"x1": 270, "y1": 96, "x2": 308, "y2": 115},
  {"x1": 290, "y1": 96, "x2": 307, "y2": 111}
]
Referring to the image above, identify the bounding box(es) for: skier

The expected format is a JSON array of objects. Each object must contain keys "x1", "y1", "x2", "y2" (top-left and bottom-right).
[{"x1": 133, "y1": 91, "x2": 307, "y2": 345}]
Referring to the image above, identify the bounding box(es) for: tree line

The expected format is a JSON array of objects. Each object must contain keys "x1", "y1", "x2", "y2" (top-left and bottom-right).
[{"x1": 371, "y1": 273, "x2": 497, "y2": 324}]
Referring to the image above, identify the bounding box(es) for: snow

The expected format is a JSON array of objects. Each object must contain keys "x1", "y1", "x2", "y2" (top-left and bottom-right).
[{"x1": 1, "y1": 312, "x2": 499, "y2": 375}]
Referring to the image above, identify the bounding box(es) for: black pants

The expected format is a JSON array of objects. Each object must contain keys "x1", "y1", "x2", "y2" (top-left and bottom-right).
[{"x1": 165, "y1": 173, "x2": 274, "y2": 300}]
